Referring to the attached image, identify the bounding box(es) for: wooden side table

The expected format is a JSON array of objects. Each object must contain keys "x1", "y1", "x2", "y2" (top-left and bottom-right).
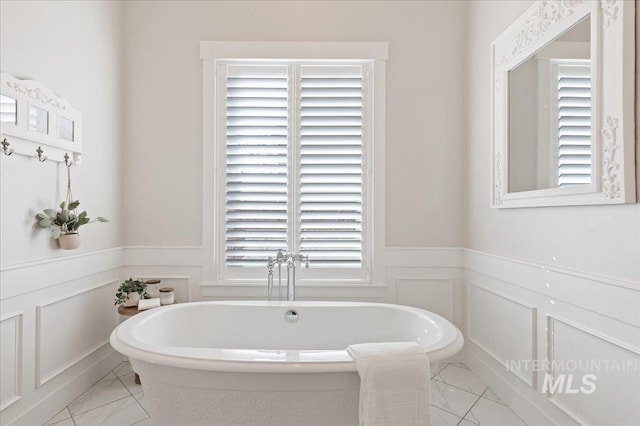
[{"x1": 117, "y1": 304, "x2": 143, "y2": 317}]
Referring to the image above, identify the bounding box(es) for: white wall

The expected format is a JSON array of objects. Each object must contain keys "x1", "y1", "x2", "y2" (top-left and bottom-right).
[
  {"x1": 0, "y1": 1, "x2": 124, "y2": 265},
  {"x1": 464, "y1": 2, "x2": 640, "y2": 424},
  {"x1": 465, "y1": 0, "x2": 640, "y2": 283},
  {"x1": 0, "y1": 2, "x2": 125, "y2": 424},
  {"x1": 122, "y1": 0, "x2": 467, "y2": 248}
]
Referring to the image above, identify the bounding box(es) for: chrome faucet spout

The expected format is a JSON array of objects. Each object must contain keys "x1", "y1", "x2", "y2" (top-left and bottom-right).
[
  {"x1": 286, "y1": 256, "x2": 295, "y2": 301},
  {"x1": 266, "y1": 251, "x2": 309, "y2": 301},
  {"x1": 267, "y1": 256, "x2": 274, "y2": 301}
]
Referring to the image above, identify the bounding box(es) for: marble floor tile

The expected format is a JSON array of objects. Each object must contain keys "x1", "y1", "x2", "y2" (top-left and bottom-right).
[
  {"x1": 430, "y1": 379, "x2": 480, "y2": 418},
  {"x1": 73, "y1": 396, "x2": 148, "y2": 426},
  {"x1": 430, "y1": 405, "x2": 462, "y2": 426},
  {"x1": 445, "y1": 362, "x2": 469, "y2": 370},
  {"x1": 132, "y1": 418, "x2": 155, "y2": 425},
  {"x1": 435, "y1": 365, "x2": 487, "y2": 396},
  {"x1": 464, "y1": 397, "x2": 527, "y2": 426},
  {"x1": 44, "y1": 407, "x2": 71, "y2": 425},
  {"x1": 112, "y1": 361, "x2": 134, "y2": 378},
  {"x1": 482, "y1": 388, "x2": 507, "y2": 405},
  {"x1": 46, "y1": 420, "x2": 74, "y2": 426},
  {"x1": 68, "y1": 372, "x2": 131, "y2": 416},
  {"x1": 431, "y1": 363, "x2": 447, "y2": 378},
  {"x1": 120, "y1": 372, "x2": 143, "y2": 394},
  {"x1": 133, "y1": 391, "x2": 149, "y2": 412}
]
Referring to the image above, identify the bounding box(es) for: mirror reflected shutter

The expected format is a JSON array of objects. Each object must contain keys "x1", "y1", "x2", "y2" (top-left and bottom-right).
[{"x1": 555, "y1": 63, "x2": 592, "y2": 187}]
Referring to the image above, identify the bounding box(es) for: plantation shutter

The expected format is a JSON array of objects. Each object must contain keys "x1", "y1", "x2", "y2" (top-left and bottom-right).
[
  {"x1": 556, "y1": 63, "x2": 592, "y2": 187},
  {"x1": 298, "y1": 65, "x2": 364, "y2": 268},
  {"x1": 225, "y1": 65, "x2": 289, "y2": 266}
]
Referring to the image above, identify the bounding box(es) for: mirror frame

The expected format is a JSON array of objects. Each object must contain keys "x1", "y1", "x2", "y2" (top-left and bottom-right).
[
  {"x1": 0, "y1": 73, "x2": 82, "y2": 163},
  {"x1": 491, "y1": 0, "x2": 635, "y2": 208}
]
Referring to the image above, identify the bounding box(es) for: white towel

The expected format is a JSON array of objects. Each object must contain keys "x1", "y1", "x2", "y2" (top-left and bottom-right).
[
  {"x1": 347, "y1": 342, "x2": 431, "y2": 426},
  {"x1": 137, "y1": 298, "x2": 161, "y2": 310}
]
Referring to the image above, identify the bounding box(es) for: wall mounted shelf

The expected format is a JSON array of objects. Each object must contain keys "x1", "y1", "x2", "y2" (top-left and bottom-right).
[{"x1": 1, "y1": 73, "x2": 83, "y2": 164}]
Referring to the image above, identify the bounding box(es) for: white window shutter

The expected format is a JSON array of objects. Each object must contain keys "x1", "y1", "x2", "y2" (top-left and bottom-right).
[
  {"x1": 299, "y1": 65, "x2": 363, "y2": 267},
  {"x1": 221, "y1": 62, "x2": 368, "y2": 271},
  {"x1": 556, "y1": 63, "x2": 591, "y2": 187},
  {"x1": 225, "y1": 65, "x2": 289, "y2": 266}
]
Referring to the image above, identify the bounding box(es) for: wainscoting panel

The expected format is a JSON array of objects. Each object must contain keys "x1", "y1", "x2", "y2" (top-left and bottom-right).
[
  {"x1": 467, "y1": 283, "x2": 537, "y2": 386},
  {"x1": 36, "y1": 280, "x2": 118, "y2": 387},
  {"x1": 547, "y1": 315, "x2": 640, "y2": 425},
  {"x1": 3, "y1": 245, "x2": 636, "y2": 426},
  {"x1": 463, "y1": 250, "x2": 640, "y2": 426},
  {"x1": 0, "y1": 248, "x2": 123, "y2": 299},
  {"x1": 465, "y1": 250, "x2": 640, "y2": 327},
  {"x1": 0, "y1": 250, "x2": 123, "y2": 426},
  {"x1": 0, "y1": 311, "x2": 23, "y2": 411}
]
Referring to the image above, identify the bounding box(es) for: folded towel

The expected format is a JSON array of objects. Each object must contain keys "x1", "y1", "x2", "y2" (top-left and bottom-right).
[
  {"x1": 347, "y1": 342, "x2": 431, "y2": 426},
  {"x1": 137, "y1": 298, "x2": 161, "y2": 310}
]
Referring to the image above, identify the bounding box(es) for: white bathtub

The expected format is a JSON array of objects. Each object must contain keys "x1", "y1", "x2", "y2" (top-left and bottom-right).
[{"x1": 110, "y1": 301, "x2": 463, "y2": 426}]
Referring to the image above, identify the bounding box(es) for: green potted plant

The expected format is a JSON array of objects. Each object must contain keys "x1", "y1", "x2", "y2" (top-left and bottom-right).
[
  {"x1": 35, "y1": 200, "x2": 108, "y2": 250},
  {"x1": 115, "y1": 279, "x2": 148, "y2": 307}
]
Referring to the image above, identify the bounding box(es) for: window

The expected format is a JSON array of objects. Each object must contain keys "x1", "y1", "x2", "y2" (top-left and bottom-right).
[
  {"x1": 201, "y1": 42, "x2": 387, "y2": 286},
  {"x1": 553, "y1": 61, "x2": 592, "y2": 187},
  {"x1": 216, "y1": 60, "x2": 372, "y2": 281}
]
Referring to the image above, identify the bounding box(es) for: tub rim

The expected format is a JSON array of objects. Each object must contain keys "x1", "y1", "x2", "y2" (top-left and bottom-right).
[{"x1": 110, "y1": 301, "x2": 464, "y2": 373}]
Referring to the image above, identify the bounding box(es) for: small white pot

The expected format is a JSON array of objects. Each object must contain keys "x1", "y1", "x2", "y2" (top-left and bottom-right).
[
  {"x1": 123, "y1": 292, "x2": 141, "y2": 307},
  {"x1": 58, "y1": 233, "x2": 81, "y2": 250}
]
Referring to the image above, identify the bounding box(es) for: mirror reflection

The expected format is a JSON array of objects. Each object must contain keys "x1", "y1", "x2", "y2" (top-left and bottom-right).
[
  {"x1": 0, "y1": 94, "x2": 17, "y2": 124},
  {"x1": 59, "y1": 116, "x2": 74, "y2": 141},
  {"x1": 509, "y1": 17, "x2": 591, "y2": 192},
  {"x1": 29, "y1": 105, "x2": 49, "y2": 134}
]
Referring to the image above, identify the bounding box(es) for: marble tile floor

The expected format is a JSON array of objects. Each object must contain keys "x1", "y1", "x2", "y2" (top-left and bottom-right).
[{"x1": 44, "y1": 362, "x2": 526, "y2": 426}]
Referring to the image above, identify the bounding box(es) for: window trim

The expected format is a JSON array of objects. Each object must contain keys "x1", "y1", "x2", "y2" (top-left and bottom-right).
[{"x1": 201, "y1": 42, "x2": 388, "y2": 286}]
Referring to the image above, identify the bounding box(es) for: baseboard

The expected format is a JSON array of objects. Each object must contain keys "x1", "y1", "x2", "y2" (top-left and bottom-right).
[{"x1": 7, "y1": 349, "x2": 124, "y2": 426}]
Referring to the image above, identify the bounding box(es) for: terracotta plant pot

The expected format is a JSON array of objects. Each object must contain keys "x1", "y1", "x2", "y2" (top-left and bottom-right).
[{"x1": 58, "y1": 233, "x2": 81, "y2": 250}]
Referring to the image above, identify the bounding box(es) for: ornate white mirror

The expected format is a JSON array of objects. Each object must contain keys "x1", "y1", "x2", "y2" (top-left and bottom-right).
[{"x1": 492, "y1": 1, "x2": 635, "y2": 208}]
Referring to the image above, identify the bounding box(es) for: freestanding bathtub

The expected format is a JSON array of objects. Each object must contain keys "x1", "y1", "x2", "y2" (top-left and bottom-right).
[{"x1": 110, "y1": 301, "x2": 463, "y2": 426}]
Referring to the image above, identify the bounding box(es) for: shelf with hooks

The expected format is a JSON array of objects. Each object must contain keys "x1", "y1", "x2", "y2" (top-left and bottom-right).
[
  {"x1": 1, "y1": 137, "x2": 84, "y2": 164},
  {"x1": 1, "y1": 73, "x2": 83, "y2": 164}
]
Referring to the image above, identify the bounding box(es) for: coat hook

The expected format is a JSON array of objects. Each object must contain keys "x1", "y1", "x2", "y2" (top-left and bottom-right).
[
  {"x1": 1, "y1": 138, "x2": 13, "y2": 156},
  {"x1": 64, "y1": 153, "x2": 73, "y2": 167},
  {"x1": 36, "y1": 146, "x2": 47, "y2": 162}
]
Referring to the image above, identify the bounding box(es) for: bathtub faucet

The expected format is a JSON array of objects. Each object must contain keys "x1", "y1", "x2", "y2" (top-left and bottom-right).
[{"x1": 267, "y1": 250, "x2": 309, "y2": 301}]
